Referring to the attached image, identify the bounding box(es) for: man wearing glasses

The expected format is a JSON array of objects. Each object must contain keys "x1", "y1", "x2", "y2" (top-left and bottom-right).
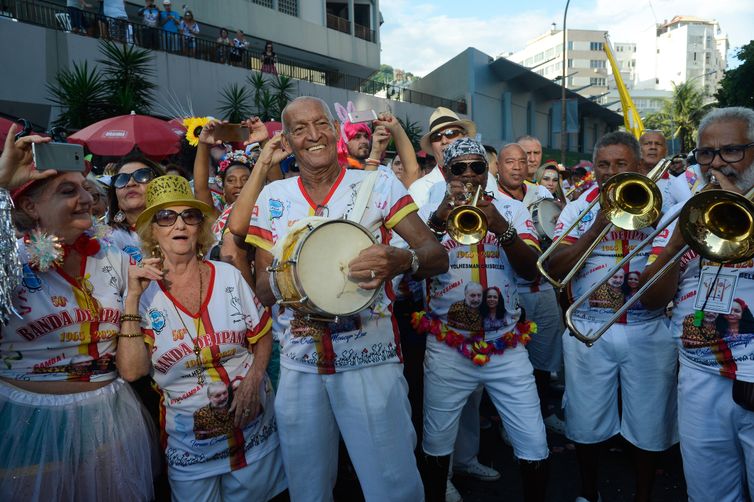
[
  {"x1": 640, "y1": 106, "x2": 754, "y2": 502},
  {"x1": 418, "y1": 138, "x2": 548, "y2": 502},
  {"x1": 409, "y1": 107, "x2": 502, "y2": 502}
]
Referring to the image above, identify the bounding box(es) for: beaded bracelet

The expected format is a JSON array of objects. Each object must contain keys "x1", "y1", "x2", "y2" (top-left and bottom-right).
[
  {"x1": 365, "y1": 158, "x2": 380, "y2": 165},
  {"x1": 120, "y1": 314, "x2": 142, "y2": 323},
  {"x1": 496, "y1": 225, "x2": 518, "y2": 247},
  {"x1": 117, "y1": 332, "x2": 144, "y2": 339}
]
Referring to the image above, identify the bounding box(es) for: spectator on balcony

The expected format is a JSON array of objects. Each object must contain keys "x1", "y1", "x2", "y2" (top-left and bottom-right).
[
  {"x1": 216, "y1": 28, "x2": 231, "y2": 63},
  {"x1": 261, "y1": 41, "x2": 277, "y2": 75},
  {"x1": 230, "y1": 29, "x2": 249, "y2": 67},
  {"x1": 159, "y1": 0, "x2": 181, "y2": 52},
  {"x1": 137, "y1": 0, "x2": 160, "y2": 49},
  {"x1": 103, "y1": 0, "x2": 128, "y2": 43},
  {"x1": 66, "y1": 0, "x2": 92, "y2": 35},
  {"x1": 179, "y1": 9, "x2": 199, "y2": 57}
]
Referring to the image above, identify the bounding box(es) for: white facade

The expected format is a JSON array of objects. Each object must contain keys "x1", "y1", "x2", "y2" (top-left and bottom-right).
[
  {"x1": 635, "y1": 16, "x2": 728, "y2": 97},
  {"x1": 505, "y1": 28, "x2": 609, "y2": 100},
  {"x1": 611, "y1": 42, "x2": 636, "y2": 89}
]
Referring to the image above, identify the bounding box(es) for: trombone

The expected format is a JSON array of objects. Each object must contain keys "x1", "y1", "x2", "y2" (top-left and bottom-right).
[
  {"x1": 536, "y1": 158, "x2": 672, "y2": 289},
  {"x1": 447, "y1": 184, "x2": 488, "y2": 245},
  {"x1": 566, "y1": 184, "x2": 754, "y2": 346}
]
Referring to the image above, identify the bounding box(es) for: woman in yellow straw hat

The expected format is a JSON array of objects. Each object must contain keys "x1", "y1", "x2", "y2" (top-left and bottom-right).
[{"x1": 117, "y1": 175, "x2": 286, "y2": 500}]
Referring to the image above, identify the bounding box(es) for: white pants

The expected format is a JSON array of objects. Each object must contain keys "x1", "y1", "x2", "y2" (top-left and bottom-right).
[
  {"x1": 275, "y1": 364, "x2": 423, "y2": 502},
  {"x1": 423, "y1": 340, "x2": 548, "y2": 461},
  {"x1": 563, "y1": 318, "x2": 679, "y2": 450},
  {"x1": 453, "y1": 386, "x2": 482, "y2": 469},
  {"x1": 169, "y1": 449, "x2": 286, "y2": 502},
  {"x1": 678, "y1": 363, "x2": 754, "y2": 502},
  {"x1": 519, "y1": 288, "x2": 564, "y2": 372}
]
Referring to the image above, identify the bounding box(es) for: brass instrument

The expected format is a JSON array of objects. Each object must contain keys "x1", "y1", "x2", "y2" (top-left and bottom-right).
[
  {"x1": 536, "y1": 158, "x2": 672, "y2": 289},
  {"x1": 566, "y1": 185, "x2": 754, "y2": 346},
  {"x1": 447, "y1": 184, "x2": 488, "y2": 245}
]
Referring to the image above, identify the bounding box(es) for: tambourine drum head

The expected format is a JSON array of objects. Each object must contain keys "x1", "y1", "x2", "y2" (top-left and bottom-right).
[{"x1": 295, "y1": 220, "x2": 377, "y2": 316}]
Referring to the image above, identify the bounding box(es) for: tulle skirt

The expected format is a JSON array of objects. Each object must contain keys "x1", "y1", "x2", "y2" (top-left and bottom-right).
[{"x1": 0, "y1": 378, "x2": 159, "y2": 502}]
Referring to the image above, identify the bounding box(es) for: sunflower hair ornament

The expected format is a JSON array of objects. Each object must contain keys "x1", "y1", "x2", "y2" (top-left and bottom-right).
[
  {"x1": 25, "y1": 230, "x2": 64, "y2": 272},
  {"x1": 183, "y1": 116, "x2": 210, "y2": 147}
]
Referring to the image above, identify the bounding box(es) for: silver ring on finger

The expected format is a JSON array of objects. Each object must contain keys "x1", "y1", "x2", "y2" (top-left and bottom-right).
[{"x1": 370, "y1": 270, "x2": 376, "y2": 280}]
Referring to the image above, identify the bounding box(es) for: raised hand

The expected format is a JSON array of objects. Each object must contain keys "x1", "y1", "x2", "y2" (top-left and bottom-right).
[
  {"x1": 241, "y1": 116, "x2": 269, "y2": 146},
  {"x1": 0, "y1": 123, "x2": 55, "y2": 190}
]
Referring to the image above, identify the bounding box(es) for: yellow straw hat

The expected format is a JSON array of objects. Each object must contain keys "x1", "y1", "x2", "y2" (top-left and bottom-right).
[{"x1": 136, "y1": 175, "x2": 214, "y2": 228}]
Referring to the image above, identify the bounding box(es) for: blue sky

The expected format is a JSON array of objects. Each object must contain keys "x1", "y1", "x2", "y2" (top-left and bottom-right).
[{"x1": 379, "y1": 0, "x2": 752, "y2": 76}]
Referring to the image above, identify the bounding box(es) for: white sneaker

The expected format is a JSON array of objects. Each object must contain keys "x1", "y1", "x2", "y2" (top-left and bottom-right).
[
  {"x1": 543, "y1": 414, "x2": 567, "y2": 435},
  {"x1": 454, "y1": 458, "x2": 501, "y2": 481},
  {"x1": 446, "y1": 479, "x2": 462, "y2": 502}
]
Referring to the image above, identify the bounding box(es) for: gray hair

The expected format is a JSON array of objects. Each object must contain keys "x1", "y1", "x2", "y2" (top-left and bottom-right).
[
  {"x1": 697, "y1": 107, "x2": 754, "y2": 145},
  {"x1": 515, "y1": 135, "x2": 541, "y2": 145},
  {"x1": 592, "y1": 131, "x2": 640, "y2": 164},
  {"x1": 281, "y1": 96, "x2": 335, "y2": 133},
  {"x1": 206, "y1": 381, "x2": 227, "y2": 397}
]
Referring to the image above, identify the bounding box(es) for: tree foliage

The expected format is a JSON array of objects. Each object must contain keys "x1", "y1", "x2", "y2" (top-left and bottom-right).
[
  {"x1": 47, "y1": 61, "x2": 109, "y2": 130},
  {"x1": 715, "y1": 41, "x2": 754, "y2": 108},
  {"x1": 48, "y1": 41, "x2": 156, "y2": 130},
  {"x1": 244, "y1": 72, "x2": 294, "y2": 121},
  {"x1": 97, "y1": 41, "x2": 157, "y2": 115},
  {"x1": 643, "y1": 81, "x2": 710, "y2": 153},
  {"x1": 217, "y1": 83, "x2": 254, "y2": 123}
]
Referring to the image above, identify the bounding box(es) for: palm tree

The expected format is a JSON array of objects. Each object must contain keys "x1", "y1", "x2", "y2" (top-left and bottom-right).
[
  {"x1": 246, "y1": 72, "x2": 295, "y2": 121},
  {"x1": 217, "y1": 83, "x2": 254, "y2": 123},
  {"x1": 97, "y1": 41, "x2": 157, "y2": 116},
  {"x1": 644, "y1": 81, "x2": 710, "y2": 153},
  {"x1": 47, "y1": 61, "x2": 109, "y2": 130}
]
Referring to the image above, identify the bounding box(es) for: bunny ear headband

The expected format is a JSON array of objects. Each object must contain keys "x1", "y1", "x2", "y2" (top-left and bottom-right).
[{"x1": 333, "y1": 101, "x2": 356, "y2": 144}]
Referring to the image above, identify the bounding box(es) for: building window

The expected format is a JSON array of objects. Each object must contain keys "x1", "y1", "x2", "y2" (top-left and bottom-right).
[
  {"x1": 567, "y1": 41, "x2": 573, "y2": 50},
  {"x1": 567, "y1": 58, "x2": 573, "y2": 68},
  {"x1": 278, "y1": 0, "x2": 298, "y2": 16},
  {"x1": 590, "y1": 42, "x2": 604, "y2": 51},
  {"x1": 590, "y1": 77, "x2": 606, "y2": 86},
  {"x1": 252, "y1": 0, "x2": 273, "y2": 7},
  {"x1": 589, "y1": 60, "x2": 606, "y2": 69}
]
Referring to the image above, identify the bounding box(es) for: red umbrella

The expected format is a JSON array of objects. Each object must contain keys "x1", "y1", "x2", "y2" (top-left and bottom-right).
[
  {"x1": 264, "y1": 120, "x2": 283, "y2": 138},
  {"x1": 68, "y1": 113, "x2": 181, "y2": 158}
]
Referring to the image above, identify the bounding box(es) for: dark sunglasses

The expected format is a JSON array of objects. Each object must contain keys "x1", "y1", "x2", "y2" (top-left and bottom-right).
[
  {"x1": 430, "y1": 128, "x2": 464, "y2": 143},
  {"x1": 112, "y1": 167, "x2": 155, "y2": 189},
  {"x1": 449, "y1": 160, "x2": 487, "y2": 176},
  {"x1": 153, "y1": 208, "x2": 205, "y2": 227}
]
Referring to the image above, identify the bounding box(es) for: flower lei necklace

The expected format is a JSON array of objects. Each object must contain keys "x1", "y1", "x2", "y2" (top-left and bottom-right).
[{"x1": 411, "y1": 312, "x2": 536, "y2": 366}]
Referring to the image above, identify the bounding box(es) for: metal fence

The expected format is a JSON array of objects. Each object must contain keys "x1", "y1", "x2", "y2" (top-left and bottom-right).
[{"x1": 2, "y1": 0, "x2": 463, "y2": 113}]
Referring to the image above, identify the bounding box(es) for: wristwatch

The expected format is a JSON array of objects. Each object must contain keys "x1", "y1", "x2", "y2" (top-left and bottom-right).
[{"x1": 407, "y1": 249, "x2": 420, "y2": 275}]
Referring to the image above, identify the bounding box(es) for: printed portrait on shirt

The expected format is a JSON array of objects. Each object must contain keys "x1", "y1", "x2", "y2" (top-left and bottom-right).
[
  {"x1": 680, "y1": 299, "x2": 754, "y2": 348},
  {"x1": 289, "y1": 312, "x2": 363, "y2": 339},
  {"x1": 193, "y1": 381, "x2": 235, "y2": 440},
  {"x1": 589, "y1": 269, "x2": 626, "y2": 311},
  {"x1": 447, "y1": 282, "x2": 484, "y2": 331},
  {"x1": 480, "y1": 286, "x2": 506, "y2": 332}
]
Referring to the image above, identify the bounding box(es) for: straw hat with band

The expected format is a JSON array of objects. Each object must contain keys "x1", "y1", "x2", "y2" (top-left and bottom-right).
[
  {"x1": 136, "y1": 175, "x2": 213, "y2": 228},
  {"x1": 420, "y1": 107, "x2": 477, "y2": 155}
]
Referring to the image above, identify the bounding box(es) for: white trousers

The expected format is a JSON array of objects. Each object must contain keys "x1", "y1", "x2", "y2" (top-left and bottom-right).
[
  {"x1": 563, "y1": 318, "x2": 679, "y2": 450},
  {"x1": 423, "y1": 341, "x2": 548, "y2": 461},
  {"x1": 275, "y1": 364, "x2": 424, "y2": 502},
  {"x1": 169, "y1": 448, "x2": 286, "y2": 502},
  {"x1": 678, "y1": 363, "x2": 754, "y2": 502}
]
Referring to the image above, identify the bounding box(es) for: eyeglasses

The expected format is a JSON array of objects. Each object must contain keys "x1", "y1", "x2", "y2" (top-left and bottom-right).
[
  {"x1": 540, "y1": 175, "x2": 559, "y2": 182},
  {"x1": 153, "y1": 208, "x2": 205, "y2": 227},
  {"x1": 692, "y1": 143, "x2": 754, "y2": 166},
  {"x1": 112, "y1": 168, "x2": 155, "y2": 189},
  {"x1": 430, "y1": 128, "x2": 464, "y2": 143},
  {"x1": 449, "y1": 160, "x2": 487, "y2": 176}
]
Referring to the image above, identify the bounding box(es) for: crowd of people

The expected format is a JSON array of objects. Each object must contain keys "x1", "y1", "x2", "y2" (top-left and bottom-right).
[
  {"x1": 57, "y1": 0, "x2": 278, "y2": 69},
  {"x1": 0, "y1": 96, "x2": 753, "y2": 502}
]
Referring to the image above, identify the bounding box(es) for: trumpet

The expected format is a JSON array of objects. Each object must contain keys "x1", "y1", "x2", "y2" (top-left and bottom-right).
[
  {"x1": 447, "y1": 183, "x2": 488, "y2": 245},
  {"x1": 566, "y1": 184, "x2": 754, "y2": 346},
  {"x1": 536, "y1": 158, "x2": 672, "y2": 289}
]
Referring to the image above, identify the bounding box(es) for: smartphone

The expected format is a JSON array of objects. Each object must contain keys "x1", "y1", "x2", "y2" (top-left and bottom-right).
[
  {"x1": 32, "y1": 143, "x2": 85, "y2": 172},
  {"x1": 348, "y1": 109, "x2": 377, "y2": 124},
  {"x1": 214, "y1": 123, "x2": 250, "y2": 142}
]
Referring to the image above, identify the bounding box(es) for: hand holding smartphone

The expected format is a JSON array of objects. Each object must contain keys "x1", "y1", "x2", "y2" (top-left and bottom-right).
[
  {"x1": 213, "y1": 123, "x2": 250, "y2": 142},
  {"x1": 32, "y1": 143, "x2": 86, "y2": 172},
  {"x1": 348, "y1": 110, "x2": 378, "y2": 124}
]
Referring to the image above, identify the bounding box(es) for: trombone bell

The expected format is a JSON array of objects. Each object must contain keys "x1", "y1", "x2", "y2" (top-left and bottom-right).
[
  {"x1": 601, "y1": 172, "x2": 663, "y2": 230},
  {"x1": 679, "y1": 189, "x2": 754, "y2": 264},
  {"x1": 447, "y1": 184, "x2": 488, "y2": 245}
]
